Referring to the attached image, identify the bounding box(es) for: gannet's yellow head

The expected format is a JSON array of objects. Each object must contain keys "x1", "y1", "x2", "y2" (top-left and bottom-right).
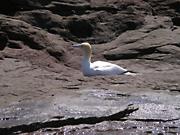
[
  {"x1": 80, "y1": 42, "x2": 92, "y2": 53},
  {"x1": 73, "y1": 42, "x2": 92, "y2": 61}
]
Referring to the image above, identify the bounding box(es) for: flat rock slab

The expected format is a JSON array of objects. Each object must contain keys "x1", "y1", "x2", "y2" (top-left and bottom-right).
[
  {"x1": 0, "y1": 58, "x2": 180, "y2": 134},
  {"x1": 0, "y1": 52, "x2": 180, "y2": 132},
  {"x1": 0, "y1": 88, "x2": 180, "y2": 134}
]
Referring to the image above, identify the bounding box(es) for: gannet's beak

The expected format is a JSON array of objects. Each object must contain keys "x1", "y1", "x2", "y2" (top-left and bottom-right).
[{"x1": 72, "y1": 44, "x2": 82, "y2": 48}]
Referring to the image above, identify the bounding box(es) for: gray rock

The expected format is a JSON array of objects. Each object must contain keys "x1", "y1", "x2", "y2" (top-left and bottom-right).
[
  {"x1": 103, "y1": 16, "x2": 180, "y2": 64},
  {"x1": 0, "y1": 0, "x2": 180, "y2": 134}
]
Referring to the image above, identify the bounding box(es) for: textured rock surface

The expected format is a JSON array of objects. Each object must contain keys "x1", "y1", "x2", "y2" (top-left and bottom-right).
[{"x1": 0, "y1": 0, "x2": 180, "y2": 134}]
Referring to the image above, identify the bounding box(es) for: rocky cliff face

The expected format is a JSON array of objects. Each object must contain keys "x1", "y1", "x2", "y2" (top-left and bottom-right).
[{"x1": 0, "y1": 0, "x2": 180, "y2": 134}]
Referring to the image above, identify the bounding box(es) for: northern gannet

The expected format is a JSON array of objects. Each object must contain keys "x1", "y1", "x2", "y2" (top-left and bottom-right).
[{"x1": 73, "y1": 42, "x2": 132, "y2": 76}]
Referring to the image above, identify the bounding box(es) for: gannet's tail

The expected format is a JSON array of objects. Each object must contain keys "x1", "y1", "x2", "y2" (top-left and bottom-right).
[{"x1": 124, "y1": 71, "x2": 137, "y2": 76}]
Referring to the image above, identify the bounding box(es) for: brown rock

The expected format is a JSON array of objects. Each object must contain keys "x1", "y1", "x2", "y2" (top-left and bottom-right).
[
  {"x1": 103, "y1": 16, "x2": 180, "y2": 64},
  {"x1": 0, "y1": 0, "x2": 180, "y2": 134}
]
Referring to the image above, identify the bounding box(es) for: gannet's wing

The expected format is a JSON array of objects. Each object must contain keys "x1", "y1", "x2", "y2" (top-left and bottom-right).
[{"x1": 91, "y1": 61, "x2": 127, "y2": 75}]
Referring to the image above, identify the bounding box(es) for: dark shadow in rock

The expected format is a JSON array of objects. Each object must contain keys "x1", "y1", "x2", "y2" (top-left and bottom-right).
[
  {"x1": 0, "y1": 0, "x2": 17, "y2": 15},
  {"x1": 46, "y1": 46, "x2": 65, "y2": 62},
  {"x1": 104, "y1": 46, "x2": 162, "y2": 60},
  {"x1": 0, "y1": 53, "x2": 4, "y2": 60},
  {"x1": 167, "y1": 1, "x2": 180, "y2": 12},
  {"x1": 0, "y1": 0, "x2": 51, "y2": 16},
  {"x1": 125, "y1": 21, "x2": 141, "y2": 31},
  {"x1": 7, "y1": 40, "x2": 23, "y2": 49},
  {"x1": 68, "y1": 20, "x2": 93, "y2": 38},
  {"x1": 104, "y1": 50, "x2": 139, "y2": 60},
  {"x1": 47, "y1": 2, "x2": 90, "y2": 16},
  {"x1": 0, "y1": 32, "x2": 8, "y2": 50},
  {"x1": 172, "y1": 17, "x2": 180, "y2": 26}
]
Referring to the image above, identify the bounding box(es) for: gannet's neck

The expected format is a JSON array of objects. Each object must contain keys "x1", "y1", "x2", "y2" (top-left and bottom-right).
[
  {"x1": 82, "y1": 46, "x2": 92, "y2": 63},
  {"x1": 81, "y1": 48, "x2": 91, "y2": 76},
  {"x1": 81, "y1": 46, "x2": 92, "y2": 76}
]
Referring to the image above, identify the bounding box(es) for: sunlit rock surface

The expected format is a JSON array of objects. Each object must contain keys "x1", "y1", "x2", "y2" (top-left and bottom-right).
[{"x1": 0, "y1": 0, "x2": 180, "y2": 134}]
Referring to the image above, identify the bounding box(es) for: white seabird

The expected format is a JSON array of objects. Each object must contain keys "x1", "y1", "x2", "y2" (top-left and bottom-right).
[{"x1": 73, "y1": 42, "x2": 133, "y2": 76}]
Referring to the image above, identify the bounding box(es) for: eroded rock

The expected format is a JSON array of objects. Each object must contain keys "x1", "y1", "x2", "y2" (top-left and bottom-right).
[
  {"x1": 0, "y1": 0, "x2": 180, "y2": 134},
  {"x1": 103, "y1": 16, "x2": 180, "y2": 64}
]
